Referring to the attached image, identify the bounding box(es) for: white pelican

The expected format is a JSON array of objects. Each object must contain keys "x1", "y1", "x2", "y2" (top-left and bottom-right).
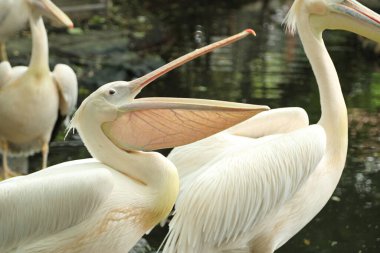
[
  {"x1": 0, "y1": 2, "x2": 76, "y2": 178},
  {"x1": 162, "y1": 1, "x2": 380, "y2": 252},
  {"x1": 0, "y1": 0, "x2": 73, "y2": 61},
  {"x1": 0, "y1": 30, "x2": 268, "y2": 253}
]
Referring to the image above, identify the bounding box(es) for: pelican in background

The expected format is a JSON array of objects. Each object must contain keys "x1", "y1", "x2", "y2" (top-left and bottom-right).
[
  {"x1": 0, "y1": 1, "x2": 76, "y2": 178},
  {"x1": 0, "y1": 30, "x2": 268, "y2": 253},
  {"x1": 162, "y1": 1, "x2": 380, "y2": 252},
  {"x1": 0, "y1": 0, "x2": 73, "y2": 61}
]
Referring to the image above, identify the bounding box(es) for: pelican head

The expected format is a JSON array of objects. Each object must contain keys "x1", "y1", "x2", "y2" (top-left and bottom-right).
[
  {"x1": 70, "y1": 29, "x2": 258, "y2": 129},
  {"x1": 69, "y1": 30, "x2": 270, "y2": 154},
  {"x1": 26, "y1": 0, "x2": 73, "y2": 27},
  {"x1": 286, "y1": 0, "x2": 380, "y2": 41},
  {"x1": 72, "y1": 81, "x2": 139, "y2": 125}
]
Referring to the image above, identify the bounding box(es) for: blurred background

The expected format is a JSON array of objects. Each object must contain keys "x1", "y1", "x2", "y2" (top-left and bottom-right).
[{"x1": 4, "y1": 0, "x2": 380, "y2": 252}]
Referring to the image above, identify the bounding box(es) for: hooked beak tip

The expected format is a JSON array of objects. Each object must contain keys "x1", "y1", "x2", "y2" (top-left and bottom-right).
[{"x1": 245, "y1": 28, "x2": 257, "y2": 36}]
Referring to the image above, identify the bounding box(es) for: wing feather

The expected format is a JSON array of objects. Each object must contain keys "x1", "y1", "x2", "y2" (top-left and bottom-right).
[
  {"x1": 0, "y1": 62, "x2": 30, "y2": 89},
  {"x1": 52, "y1": 64, "x2": 78, "y2": 117},
  {"x1": 0, "y1": 61, "x2": 12, "y2": 87},
  {"x1": 164, "y1": 125, "x2": 326, "y2": 252},
  {"x1": 168, "y1": 107, "x2": 309, "y2": 180},
  {"x1": 227, "y1": 107, "x2": 309, "y2": 138},
  {"x1": 0, "y1": 160, "x2": 113, "y2": 250}
]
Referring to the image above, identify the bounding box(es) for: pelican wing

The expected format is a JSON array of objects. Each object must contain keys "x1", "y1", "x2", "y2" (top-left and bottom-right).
[
  {"x1": 169, "y1": 107, "x2": 310, "y2": 179},
  {"x1": 0, "y1": 159, "x2": 113, "y2": 250},
  {"x1": 52, "y1": 64, "x2": 78, "y2": 117},
  {"x1": 0, "y1": 61, "x2": 12, "y2": 87},
  {"x1": 0, "y1": 62, "x2": 28, "y2": 88},
  {"x1": 164, "y1": 125, "x2": 326, "y2": 252},
  {"x1": 102, "y1": 97, "x2": 269, "y2": 151},
  {"x1": 227, "y1": 107, "x2": 309, "y2": 138}
]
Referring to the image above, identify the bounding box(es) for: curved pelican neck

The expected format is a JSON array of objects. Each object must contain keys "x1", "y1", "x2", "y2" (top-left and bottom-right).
[
  {"x1": 28, "y1": 14, "x2": 49, "y2": 73},
  {"x1": 75, "y1": 111, "x2": 179, "y2": 195},
  {"x1": 296, "y1": 11, "x2": 348, "y2": 162}
]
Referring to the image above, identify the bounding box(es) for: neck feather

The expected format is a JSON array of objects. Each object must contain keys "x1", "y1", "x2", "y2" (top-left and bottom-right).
[
  {"x1": 28, "y1": 14, "x2": 49, "y2": 73},
  {"x1": 297, "y1": 10, "x2": 348, "y2": 161}
]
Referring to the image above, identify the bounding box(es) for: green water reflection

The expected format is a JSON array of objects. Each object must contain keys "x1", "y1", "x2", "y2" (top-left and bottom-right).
[{"x1": 8, "y1": 0, "x2": 380, "y2": 252}]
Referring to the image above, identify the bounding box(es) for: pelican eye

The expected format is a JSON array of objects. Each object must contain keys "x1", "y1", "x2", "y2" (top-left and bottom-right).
[{"x1": 108, "y1": 89, "x2": 116, "y2": 95}]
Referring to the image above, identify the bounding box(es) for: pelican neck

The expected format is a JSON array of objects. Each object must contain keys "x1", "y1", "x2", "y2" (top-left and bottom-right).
[
  {"x1": 75, "y1": 108, "x2": 179, "y2": 193},
  {"x1": 28, "y1": 14, "x2": 49, "y2": 73},
  {"x1": 296, "y1": 10, "x2": 348, "y2": 162}
]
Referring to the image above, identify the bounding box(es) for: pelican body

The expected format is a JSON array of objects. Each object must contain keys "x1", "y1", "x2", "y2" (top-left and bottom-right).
[
  {"x1": 0, "y1": 1, "x2": 76, "y2": 177},
  {"x1": 0, "y1": 30, "x2": 268, "y2": 252},
  {"x1": 162, "y1": 1, "x2": 380, "y2": 252}
]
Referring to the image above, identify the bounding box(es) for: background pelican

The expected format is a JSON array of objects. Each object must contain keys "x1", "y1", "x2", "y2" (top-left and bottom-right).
[
  {"x1": 0, "y1": 30, "x2": 268, "y2": 253},
  {"x1": 0, "y1": 0, "x2": 73, "y2": 61},
  {"x1": 0, "y1": 2, "x2": 76, "y2": 178},
  {"x1": 162, "y1": 1, "x2": 380, "y2": 252}
]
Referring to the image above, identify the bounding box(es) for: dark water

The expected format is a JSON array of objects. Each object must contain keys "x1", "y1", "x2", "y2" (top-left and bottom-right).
[{"x1": 5, "y1": 0, "x2": 380, "y2": 252}]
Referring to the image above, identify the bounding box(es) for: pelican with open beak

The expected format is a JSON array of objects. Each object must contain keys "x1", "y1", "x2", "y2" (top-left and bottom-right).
[{"x1": 0, "y1": 29, "x2": 269, "y2": 252}]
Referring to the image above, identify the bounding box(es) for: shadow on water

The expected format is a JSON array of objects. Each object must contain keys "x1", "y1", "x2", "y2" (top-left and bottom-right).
[{"x1": 2, "y1": 0, "x2": 380, "y2": 252}]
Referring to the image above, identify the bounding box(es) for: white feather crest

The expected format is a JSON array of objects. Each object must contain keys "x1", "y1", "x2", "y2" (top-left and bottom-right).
[{"x1": 284, "y1": 0, "x2": 302, "y2": 35}]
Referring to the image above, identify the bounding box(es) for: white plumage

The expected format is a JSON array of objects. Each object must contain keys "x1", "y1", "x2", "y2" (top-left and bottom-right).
[
  {"x1": 0, "y1": 30, "x2": 267, "y2": 252},
  {"x1": 162, "y1": 0, "x2": 380, "y2": 252},
  {"x1": 167, "y1": 124, "x2": 325, "y2": 252},
  {"x1": 0, "y1": 157, "x2": 180, "y2": 253},
  {"x1": 0, "y1": 2, "x2": 77, "y2": 177}
]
